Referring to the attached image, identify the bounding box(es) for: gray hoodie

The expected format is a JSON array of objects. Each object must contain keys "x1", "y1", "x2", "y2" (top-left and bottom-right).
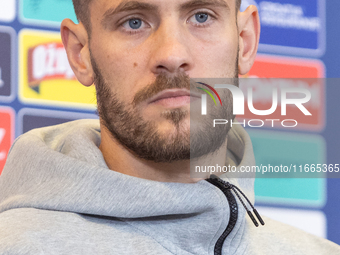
[{"x1": 0, "y1": 119, "x2": 339, "y2": 255}]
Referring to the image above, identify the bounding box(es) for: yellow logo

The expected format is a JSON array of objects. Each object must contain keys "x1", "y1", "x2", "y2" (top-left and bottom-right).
[{"x1": 19, "y1": 29, "x2": 96, "y2": 109}]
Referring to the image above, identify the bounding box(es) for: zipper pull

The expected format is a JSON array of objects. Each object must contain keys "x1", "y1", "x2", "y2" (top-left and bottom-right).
[{"x1": 210, "y1": 175, "x2": 265, "y2": 227}]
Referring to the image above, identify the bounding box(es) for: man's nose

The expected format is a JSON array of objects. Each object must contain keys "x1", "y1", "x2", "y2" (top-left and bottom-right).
[{"x1": 148, "y1": 22, "x2": 194, "y2": 75}]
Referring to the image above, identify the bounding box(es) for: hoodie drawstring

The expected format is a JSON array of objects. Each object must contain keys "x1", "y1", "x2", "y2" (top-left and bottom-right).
[{"x1": 209, "y1": 174, "x2": 265, "y2": 227}]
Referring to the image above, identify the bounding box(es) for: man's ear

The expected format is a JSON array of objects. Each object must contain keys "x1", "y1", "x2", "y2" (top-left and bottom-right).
[
  {"x1": 61, "y1": 19, "x2": 94, "y2": 86},
  {"x1": 237, "y1": 5, "x2": 260, "y2": 75}
]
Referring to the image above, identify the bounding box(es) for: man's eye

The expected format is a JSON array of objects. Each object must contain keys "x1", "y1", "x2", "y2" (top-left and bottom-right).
[
  {"x1": 129, "y1": 18, "x2": 142, "y2": 29},
  {"x1": 122, "y1": 18, "x2": 144, "y2": 30},
  {"x1": 188, "y1": 12, "x2": 213, "y2": 26},
  {"x1": 195, "y1": 13, "x2": 209, "y2": 23}
]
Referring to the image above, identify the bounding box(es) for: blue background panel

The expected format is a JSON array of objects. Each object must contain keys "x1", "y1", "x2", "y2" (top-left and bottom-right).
[{"x1": 0, "y1": 30, "x2": 12, "y2": 97}]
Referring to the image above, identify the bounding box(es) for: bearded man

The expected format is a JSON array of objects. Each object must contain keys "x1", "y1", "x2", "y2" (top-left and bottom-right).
[{"x1": 0, "y1": 0, "x2": 339, "y2": 254}]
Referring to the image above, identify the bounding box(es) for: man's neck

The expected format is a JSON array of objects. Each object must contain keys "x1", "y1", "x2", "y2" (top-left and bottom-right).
[{"x1": 99, "y1": 126, "x2": 228, "y2": 183}]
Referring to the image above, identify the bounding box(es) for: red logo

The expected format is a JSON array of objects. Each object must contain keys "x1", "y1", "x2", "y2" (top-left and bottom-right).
[
  {"x1": 246, "y1": 55, "x2": 325, "y2": 78},
  {"x1": 239, "y1": 55, "x2": 325, "y2": 131},
  {"x1": 27, "y1": 42, "x2": 76, "y2": 91},
  {"x1": 0, "y1": 108, "x2": 14, "y2": 175}
]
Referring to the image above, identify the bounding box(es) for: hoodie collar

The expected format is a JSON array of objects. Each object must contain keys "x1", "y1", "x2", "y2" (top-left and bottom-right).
[{"x1": 0, "y1": 119, "x2": 256, "y2": 254}]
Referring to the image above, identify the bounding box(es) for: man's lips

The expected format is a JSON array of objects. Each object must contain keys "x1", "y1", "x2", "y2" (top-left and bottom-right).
[{"x1": 147, "y1": 89, "x2": 201, "y2": 108}]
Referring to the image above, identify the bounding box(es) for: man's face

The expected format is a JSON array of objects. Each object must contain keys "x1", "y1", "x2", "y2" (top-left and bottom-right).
[{"x1": 88, "y1": 0, "x2": 239, "y2": 162}]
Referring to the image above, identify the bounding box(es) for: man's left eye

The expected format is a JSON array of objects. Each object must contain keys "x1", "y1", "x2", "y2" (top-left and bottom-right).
[
  {"x1": 128, "y1": 19, "x2": 143, "y2": 29},
  {"x1": 188, "y1": 12, "x2": 212, "y2": 26},
  {"x1": 195, "y1": 13, "x2": 209, "y2": 23}
]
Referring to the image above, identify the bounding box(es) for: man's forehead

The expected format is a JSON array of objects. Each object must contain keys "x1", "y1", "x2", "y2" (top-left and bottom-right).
[{"x1": 93, "y1": 0, "x2": 234, "y2": 13}]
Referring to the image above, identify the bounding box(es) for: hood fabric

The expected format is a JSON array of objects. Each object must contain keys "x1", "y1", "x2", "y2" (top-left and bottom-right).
[{"x1": 0, "y1": 119, "x2": 339, "y2": 255}]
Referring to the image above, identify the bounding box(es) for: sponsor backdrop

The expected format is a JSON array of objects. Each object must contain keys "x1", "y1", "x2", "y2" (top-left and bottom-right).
[{"x1": 0, "y1": 0, "x2": 339, "y2": 245}]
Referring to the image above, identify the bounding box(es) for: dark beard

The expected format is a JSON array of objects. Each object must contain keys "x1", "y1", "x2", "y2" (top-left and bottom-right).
[{"x1": 92, "y1": 56, "x2": 237, "y2": 163}]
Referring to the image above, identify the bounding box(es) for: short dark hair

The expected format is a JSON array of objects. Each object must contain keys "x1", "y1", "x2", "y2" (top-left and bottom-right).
[
  {"x1": 72, "y1": 0, "x2": 92, "y2": 33},
  {"x1": 73, "y1": 0, "x2": 242, "y2": 34},
  {"x1": 236, "y1": 0, "x2": 241, "y2": 10}
]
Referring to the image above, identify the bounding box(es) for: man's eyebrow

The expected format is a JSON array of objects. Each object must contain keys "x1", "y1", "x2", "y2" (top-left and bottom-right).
[
  {"x1": 101, "y1": 1, "x2": 158, "y2": 26},
  {"x1": 179, "y1": 0, "x2": 230, "y2": 11}
]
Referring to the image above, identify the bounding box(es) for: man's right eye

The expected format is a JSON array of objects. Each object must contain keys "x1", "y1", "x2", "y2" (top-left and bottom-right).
[
  {"x1": 122, "y1": 18, "x2": 145, "y2": 30},
  {"x1": 120, "y1": 17, "x2": 151, "y2": 34}
]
